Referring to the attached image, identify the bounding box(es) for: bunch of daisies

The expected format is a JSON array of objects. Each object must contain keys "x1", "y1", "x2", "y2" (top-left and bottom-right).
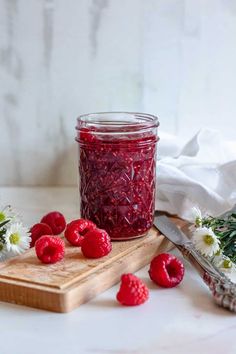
[
  {"x1": 0, "y1": 206, "x2": 31, "y2": 262},
  {"x1": 189, "y1": 207, "x2": 236, "y2": 276}
]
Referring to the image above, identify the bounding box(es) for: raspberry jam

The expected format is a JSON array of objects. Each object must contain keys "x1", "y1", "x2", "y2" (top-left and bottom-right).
[{"x1": 76, "y1": 112, "x2": 159, "y2": 240}]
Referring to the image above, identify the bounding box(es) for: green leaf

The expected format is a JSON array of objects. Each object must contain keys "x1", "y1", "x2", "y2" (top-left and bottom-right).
[{"x1": 0, "y1": 219, "x2": 10, "y2": 229}]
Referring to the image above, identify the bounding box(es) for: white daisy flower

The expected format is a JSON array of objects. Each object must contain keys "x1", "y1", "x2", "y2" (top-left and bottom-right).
[
  {"x1": 221, "y1": 258, "x2": 233, "y2": 270},
  {"x1": 0, "y1": 241, "x2": 8, "y2": 262},
  {"x1": 212, "y1": 255, "x2": 236, "y2": 281},
  {"x1": 218, "y1": 257, "x2": 235, "y2": 273},
  {"x1": 0, "y1": 205, "x2": 19, "y2": 224},
  {"x1": 192, "y1": 226, "x2": 220, "y2": 257},
  {"x1": 5, "y1": 222, "x2": 31, "y2": 255},
  {"x1": 212, "y1": 250, "x2": 223, "y2": 267},
  {"x1": 185, "y1": 206, "x2": 203, "y2": 227}
]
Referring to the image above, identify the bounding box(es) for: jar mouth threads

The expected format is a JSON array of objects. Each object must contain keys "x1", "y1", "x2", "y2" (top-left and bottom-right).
[
  {"x1": 76, "y1": 111, "x2": 159, "y2": 133},
  {"x1": 76, "y1": 112, "x2": 159, "y2": 144}
]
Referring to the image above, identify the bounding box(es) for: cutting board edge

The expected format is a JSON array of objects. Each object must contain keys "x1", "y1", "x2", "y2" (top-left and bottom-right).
[{"x1": 0, "y1": 236, "x2": 173, "y2": 312}]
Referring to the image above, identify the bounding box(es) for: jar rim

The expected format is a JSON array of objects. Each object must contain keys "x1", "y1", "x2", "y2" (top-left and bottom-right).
[{"x1": 76, "y1": 111, "x2": 159, "y2": 132}]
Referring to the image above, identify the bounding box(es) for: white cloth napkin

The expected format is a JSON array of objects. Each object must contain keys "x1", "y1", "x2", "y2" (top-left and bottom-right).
[{"x1": 156, "y1": 129, "x2": 236, "y2": 220}]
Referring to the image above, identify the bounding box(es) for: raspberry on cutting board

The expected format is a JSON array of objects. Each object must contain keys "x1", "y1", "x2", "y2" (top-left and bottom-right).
[
  {"x1": 35, "y1": 235, "x2": 65, "y2": 264},
  {"x1": 149, "y1": 253, "x2": 185, "y2": 288},
  {"x1": 30, "y1": 222, "x2": 53, "y2": 247},
  {"x1": 116, "y1": 273, "x2": 149, "y2": 306},
  {"x1": 41, "y1": 211, "x2": 66, "y2": 235},
  {"x1": 81, "y1": 228, "x2": 112, "y2": 258},
  {"x1": 65, "y1": 219, "x2": 96, "y2": 246}
]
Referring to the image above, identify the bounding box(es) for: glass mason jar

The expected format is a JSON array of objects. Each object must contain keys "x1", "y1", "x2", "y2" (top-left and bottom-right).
[{"x1": 75, "y1": 112, "x2": 159, "y2": 240}]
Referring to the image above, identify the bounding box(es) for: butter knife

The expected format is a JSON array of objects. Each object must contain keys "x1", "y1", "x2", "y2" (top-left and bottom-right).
[{"x1": 154, "y1": 215, "x2": 236, "y2": 313}]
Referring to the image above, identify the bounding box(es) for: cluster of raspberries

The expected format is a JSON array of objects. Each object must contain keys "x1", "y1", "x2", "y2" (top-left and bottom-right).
[
  {"x1": 30, "y1": 211, "x2": 112, "y2": 263},
  {"x1": 30, "y1": 211, "x2": 185, "y2": 307}
]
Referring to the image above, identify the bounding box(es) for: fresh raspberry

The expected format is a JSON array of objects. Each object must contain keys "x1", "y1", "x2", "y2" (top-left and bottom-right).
[
  {"x1": 149, "y1": 253, "x2": 185, "y2": 288},
  {"x1": 30, "y1": 222, "x2": 53, "y2": 247},
  {"x1": 41, "y1": 211, "x2": 66, "y2": 235},
  {"x1": 35, "y1": 235, "x2": 65, "y2": 264},
  {"x1": 116, "y1": 274, "x2": 149, "y2": 306},
  {"x1": 81, "y1": 228, "x2": 112, "y2": 258},
  {"x1": 65, "y1": 219, "x2": 96, "y2": 246}
]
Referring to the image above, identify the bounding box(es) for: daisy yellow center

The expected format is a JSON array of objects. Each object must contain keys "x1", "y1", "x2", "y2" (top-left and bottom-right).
[
  {"x1": 9, "y1": 232, "x2": 20, "y2": 245},
  {"x1": 195, "y1": 217, "x2": 202, "y2": 227},
  {"x1": 203, "y1": 234, "x2": 214, "y2": 246},
  {"x1": 0, "y1": 212, "x2": 6, "y2": 222},
  {"x1": 223, "y1": 259, "x2": 232, "y2": 269}
]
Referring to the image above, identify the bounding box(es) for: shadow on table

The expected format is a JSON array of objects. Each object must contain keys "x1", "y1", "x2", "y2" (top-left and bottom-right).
[{"x1": 88, "y1": 298, "x2": 119, "y2": 308}]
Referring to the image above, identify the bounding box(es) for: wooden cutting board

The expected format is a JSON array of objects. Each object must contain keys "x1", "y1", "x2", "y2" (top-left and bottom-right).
[{"x1": 0, "y1": 218, "x2": 184, "y2": 313}]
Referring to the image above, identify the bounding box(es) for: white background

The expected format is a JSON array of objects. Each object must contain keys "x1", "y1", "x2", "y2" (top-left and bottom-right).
[{"x1": 1, "y1": 0, "x2": 236, "y2": 186}]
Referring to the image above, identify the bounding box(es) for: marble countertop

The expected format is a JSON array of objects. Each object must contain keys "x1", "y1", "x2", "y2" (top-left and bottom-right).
[{"x1": 0, "y1": 187, "x2": 235, "y2": 354}]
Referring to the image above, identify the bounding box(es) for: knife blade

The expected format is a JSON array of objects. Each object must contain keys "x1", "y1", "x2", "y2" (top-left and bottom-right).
[{"x1": 153, "y1": 215, "x2": 190, "y2": 246}]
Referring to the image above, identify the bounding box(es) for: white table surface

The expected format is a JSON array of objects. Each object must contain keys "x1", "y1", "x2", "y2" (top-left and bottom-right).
[{"x1": 0, "y1": 187, "x2": 235, "y2": 354}]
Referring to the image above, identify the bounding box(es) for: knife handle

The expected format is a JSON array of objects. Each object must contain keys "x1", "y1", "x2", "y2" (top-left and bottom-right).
[
  {"x1": 203, "y1": 272, "x2": 236, "y2": 312},
  {"x1": 179, "y1": 243, "x2": 236, "y2": 312}
]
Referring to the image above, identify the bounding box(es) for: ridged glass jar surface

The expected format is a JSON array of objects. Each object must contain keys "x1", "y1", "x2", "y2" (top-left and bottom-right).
[{"x1": 76, "y1": 112, "x2": 159, "y2": 240}]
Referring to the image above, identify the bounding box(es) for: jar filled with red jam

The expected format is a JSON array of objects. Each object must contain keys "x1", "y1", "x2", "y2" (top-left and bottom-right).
[{"x1": 75, "y1": 112, "x2": 159, "y2": 240}]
